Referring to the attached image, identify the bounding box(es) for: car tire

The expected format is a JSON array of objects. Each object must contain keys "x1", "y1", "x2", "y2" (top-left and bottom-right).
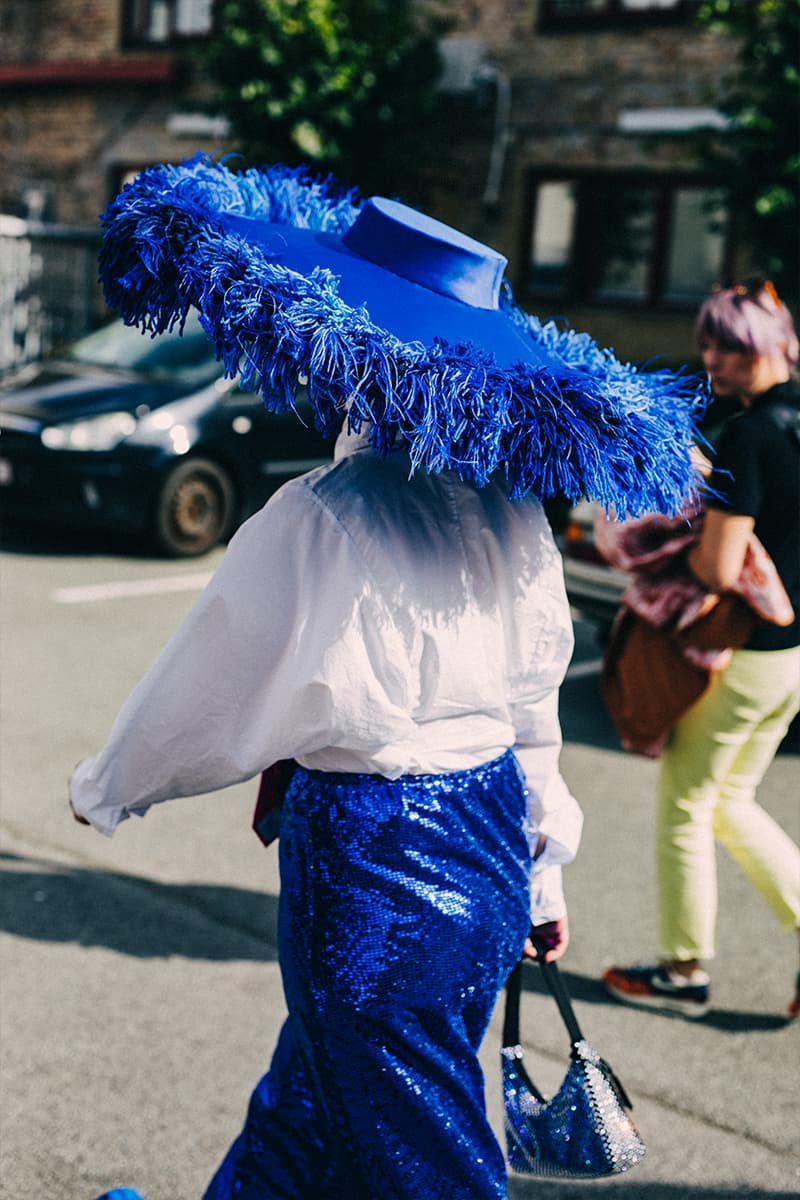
[{"x1": 153, "y1": 457, "x2": 236, "y2": 557}]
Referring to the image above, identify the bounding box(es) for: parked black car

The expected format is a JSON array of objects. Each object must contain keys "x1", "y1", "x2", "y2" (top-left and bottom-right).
[{"x1": 0, "y1": 315, "x2": 337, "y2": 556}]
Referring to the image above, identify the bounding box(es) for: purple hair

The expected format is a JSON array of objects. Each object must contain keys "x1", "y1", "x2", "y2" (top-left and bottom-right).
[{"x1": 695, "y1": 278, "x2": 799, "y2": 366}]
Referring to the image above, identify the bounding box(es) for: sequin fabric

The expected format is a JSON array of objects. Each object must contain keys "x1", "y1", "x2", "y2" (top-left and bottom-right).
[
  {"x1": 501, "y1": 1039, "x2": 646, "y2": 1178},
  {"x1": 204, "y1": 751, "x2": 532, "y2": 1200}
]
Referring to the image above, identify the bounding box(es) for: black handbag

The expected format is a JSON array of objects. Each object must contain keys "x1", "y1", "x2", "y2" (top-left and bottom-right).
[{"x1": 501, "y1": 954, "x2": 646, "y2": 1178}]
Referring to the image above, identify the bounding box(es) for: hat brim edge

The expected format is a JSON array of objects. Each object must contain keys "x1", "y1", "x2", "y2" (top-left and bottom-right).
[{"x1": 98, "y1": 154, "x2": 707, "y2": 515}]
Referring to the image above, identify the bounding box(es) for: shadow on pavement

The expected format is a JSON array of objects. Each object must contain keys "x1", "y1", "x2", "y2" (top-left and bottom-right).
[
  {"x1": 517, "y1": 961, "x2": 789, "y2": 1034},
  {"x1": 559, "y1": 673, "x2": 619, "y2": 751},
  {"x1": 696, "y1": 1009, "x2": 789, "y2": 1033},
  {"x1": 8, "y1": 849, "x2": 787, "y2": 1031},
  {"x1": 0, "y1": 851, "x2": 277, "y2": 961},
  {"x1": 508, "y1": 1180, "x2": 795, "y2": 1199},
  {"x1": 0, "y1": 514, "x2": 149, "y2": 559}
]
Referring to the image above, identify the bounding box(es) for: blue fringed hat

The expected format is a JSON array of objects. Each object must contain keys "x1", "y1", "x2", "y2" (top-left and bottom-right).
[{"x1": 98, "y1": 153, "x2": 705, "y2": 513}]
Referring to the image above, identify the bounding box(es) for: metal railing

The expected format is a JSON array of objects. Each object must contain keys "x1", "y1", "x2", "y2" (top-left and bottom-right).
[{"x1": 0, "y1": 214, "x2": 101, "y2": 376}]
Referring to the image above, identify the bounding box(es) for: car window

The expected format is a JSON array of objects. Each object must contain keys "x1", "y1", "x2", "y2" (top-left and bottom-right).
[
  {"x1": 67, "y1": 311, "x2": 218, "y2": 381},
  {"x1": 225, "y1": 388, "x2": 264, "y2": 409}
]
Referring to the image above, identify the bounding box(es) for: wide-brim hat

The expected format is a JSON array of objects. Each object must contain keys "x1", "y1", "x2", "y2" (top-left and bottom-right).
[{"x1": 98, "y1": 153, "x2": 705, "y2": 513}]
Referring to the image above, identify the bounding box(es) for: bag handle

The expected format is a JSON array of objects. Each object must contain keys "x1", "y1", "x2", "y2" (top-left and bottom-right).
[
  {"x1": 502, "y1": 940, "x2": 585, "y2": 1050},
  {"x1": 537, "y1": 957, "x2": 585, "y2": 1047},
  {"x1": 502, "y1": 960, "x2": 524, "y2": 1047},
  {"x1": 503, "y1": 939, "x2": 636, "y2": 1112}
]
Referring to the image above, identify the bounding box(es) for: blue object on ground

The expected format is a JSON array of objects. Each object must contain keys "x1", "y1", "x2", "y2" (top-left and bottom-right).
[{"x1": 95, "y1": 1190, "x2": 146, "y2": 1199}]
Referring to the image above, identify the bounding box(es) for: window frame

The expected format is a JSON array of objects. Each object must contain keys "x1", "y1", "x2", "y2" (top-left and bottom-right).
[
  {"x1": 108, "y1": 164, "x2": 148, "y2": 205},
  {"x1": 537, "y1": 0, "x2": 701, "y2": 32},
  {"x1": 519, "y1": 168, "x2": 732, "y2": 311},
  {"x1": 122, "y1": 0, "x2": 215, "y2": 48}
]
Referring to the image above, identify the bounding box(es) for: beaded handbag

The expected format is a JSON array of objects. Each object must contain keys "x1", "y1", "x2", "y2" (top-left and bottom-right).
[{"x1": 501, "y1": 954, "x2": 646, "y2": 1178}]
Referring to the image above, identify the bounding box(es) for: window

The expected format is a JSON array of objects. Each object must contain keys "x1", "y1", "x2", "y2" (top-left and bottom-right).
[
  {"x1": 124, "y1": 0, "x2": 213, "y2": 45},
  {"x1": 524, "y1": 172, "x2": 728, "y2": 308},
  {"x1": 538, "y1": 0, "x2": 698, "y2": 30}
]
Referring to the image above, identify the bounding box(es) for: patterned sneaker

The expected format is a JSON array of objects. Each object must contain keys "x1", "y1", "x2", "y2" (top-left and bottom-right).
[{"x1": 603, "y1": 963, "x2": 711, "y2": 1019}]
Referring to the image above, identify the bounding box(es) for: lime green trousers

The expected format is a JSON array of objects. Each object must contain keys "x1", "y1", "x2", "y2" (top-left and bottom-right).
[{"x1": 657, "y1": 646, "x2": 800, "y2": 962}]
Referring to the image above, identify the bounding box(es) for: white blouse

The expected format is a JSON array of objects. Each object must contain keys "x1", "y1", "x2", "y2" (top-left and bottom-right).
[{"x1": 71, "y1": 430, "x2": 582, "y2": 921}]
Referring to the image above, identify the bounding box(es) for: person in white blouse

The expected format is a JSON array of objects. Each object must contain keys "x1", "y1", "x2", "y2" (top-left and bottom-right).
[
  {"x1": 74, "y1": 157, "x2": 704, "y2": 1200},
  {"x1": 71, "y1": 426, "x2": 581, "y2": 923}
]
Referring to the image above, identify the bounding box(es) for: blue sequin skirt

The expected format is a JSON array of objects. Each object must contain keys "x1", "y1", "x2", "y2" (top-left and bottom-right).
[{"x1": 203, "y1": 751, "x2": 532, "y2": 1200}]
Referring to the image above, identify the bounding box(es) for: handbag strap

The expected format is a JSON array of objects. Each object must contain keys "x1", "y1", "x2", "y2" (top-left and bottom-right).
[
  {"x1": 502, "y1": 961, "x2": 523, "y2": 1047},
  {"x1": 502, "y1": 951, "x2": 585, "y2": 1050},
  {"x1": 538, "y1": 957, "x2": 585, "y2": 1046}
]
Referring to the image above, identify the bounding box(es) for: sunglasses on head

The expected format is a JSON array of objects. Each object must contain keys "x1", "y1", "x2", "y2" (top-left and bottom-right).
[{"x1": 713, "y1": 276, "x2": 782, "y2": 307}]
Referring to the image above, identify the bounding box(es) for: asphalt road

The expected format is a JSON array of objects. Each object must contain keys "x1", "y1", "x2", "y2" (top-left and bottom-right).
[{"x1": 1, "y1": 519, "x2": 798, "y2": 1200}]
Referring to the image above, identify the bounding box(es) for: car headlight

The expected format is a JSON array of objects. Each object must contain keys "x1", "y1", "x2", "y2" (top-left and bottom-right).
[{"x1": 41, "y1": 411, "x2": 137, "y2": 451}]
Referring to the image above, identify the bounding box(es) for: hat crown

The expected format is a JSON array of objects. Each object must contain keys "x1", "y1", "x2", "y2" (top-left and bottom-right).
[{"x1": 342, "y1": 197, "x2": 506, "y2": 312}]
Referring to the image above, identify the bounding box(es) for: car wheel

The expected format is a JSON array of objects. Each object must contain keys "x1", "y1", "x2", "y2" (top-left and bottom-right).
[{"x1": 153, "y1": 457, "x2": 236, "y2": 557}]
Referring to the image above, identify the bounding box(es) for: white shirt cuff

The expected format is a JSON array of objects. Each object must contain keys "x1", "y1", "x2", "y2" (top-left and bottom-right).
[{"x1": 529, "y1": 862, "x2": 567, "y2": 924}]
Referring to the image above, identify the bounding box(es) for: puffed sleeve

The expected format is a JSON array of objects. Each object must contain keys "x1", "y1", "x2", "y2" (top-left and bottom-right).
[
  {"x1": 513, "y1": 690, "x2": 584, "y2": 923},
  {"x1": 507, "y1": 506, "x2": 583, "y2": 923},
  {"x1": 69, "y1": 479, "x2": 358, "y2": 835}
]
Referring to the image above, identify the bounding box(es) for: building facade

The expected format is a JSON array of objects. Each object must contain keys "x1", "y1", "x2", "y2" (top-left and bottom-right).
[
  {"x1": 432, "y1": 0, "x2": 738, "y2": 362},
  {"x1": 0, "y1": 0, "x2": 741, "y2": 368}
]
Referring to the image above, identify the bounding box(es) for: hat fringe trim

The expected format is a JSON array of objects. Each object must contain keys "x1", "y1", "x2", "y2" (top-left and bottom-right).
[{"x1": 99, "y1": 154, "x2": 705, "y2": 514}]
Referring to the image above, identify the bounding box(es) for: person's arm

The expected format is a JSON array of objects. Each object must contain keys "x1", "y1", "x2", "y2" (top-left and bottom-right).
[
  {"x1": 524, "y1": 827, "x2": 570, "y2": 962},
  {"x1": 507, "y1": 507, "x2": 582, "y2": 960},
  {"x1": 69, "y1": 482, "x2": 352, "y2": 835},
  {"x1": 686, "y1": 509, "x2": 754, "y2": 592},
  {"x1": 514, "y1": 694, "x2": 583, "y2": 877},
  {"x1": 513, "y1": 687, "x2": 583, "y2": 962},
  {"x1": 690, "y1": 443, "x2": 713, "y2": 479}
]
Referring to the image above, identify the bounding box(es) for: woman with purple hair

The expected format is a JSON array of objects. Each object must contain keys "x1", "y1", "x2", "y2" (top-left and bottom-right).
[{"x1": 604, "y1": 279, "x2": 800, "y2": 1020}]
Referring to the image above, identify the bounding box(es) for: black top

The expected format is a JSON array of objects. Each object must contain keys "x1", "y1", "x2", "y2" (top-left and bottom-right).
[{"x1": 707, "y1": 379, "x2": 800, "y2": 651}]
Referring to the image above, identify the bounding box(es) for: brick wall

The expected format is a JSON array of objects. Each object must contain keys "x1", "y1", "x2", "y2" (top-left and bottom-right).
[
  {"x1": 421, "y1": 0, "x2": 737, "y2": 358},
  {"x1": 0, "y1": 0, "x2": 228, "y2": 224},
  {"x1": 435, "y1": 1, "x2": 733, "y2": 176},
  {"x1": 1, "y1": 0, "x2": 122, "y2": 63},
  {"x1": 509, "y1": 25, "x2": 731, "y2": 165}
]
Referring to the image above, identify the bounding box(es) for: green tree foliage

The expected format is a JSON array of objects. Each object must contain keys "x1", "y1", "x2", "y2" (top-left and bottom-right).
[
  {"x1": 198, "y1": 0, "x2": 447, "y2": 199},
  {"x1": 695, "y1": 0, "x2": 800, "y2": 299}
]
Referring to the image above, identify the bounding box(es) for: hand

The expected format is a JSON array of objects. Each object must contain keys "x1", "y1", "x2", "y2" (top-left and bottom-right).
[
  {"x1": 69, "y1": 798, "x2": 90, "y2": 826},
  {"x1": 523, "y1": 916, "x2": 569, "y2": 963},
  {"x1": 68, "y1": 764, "x2": 91, "y2": 826}
]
